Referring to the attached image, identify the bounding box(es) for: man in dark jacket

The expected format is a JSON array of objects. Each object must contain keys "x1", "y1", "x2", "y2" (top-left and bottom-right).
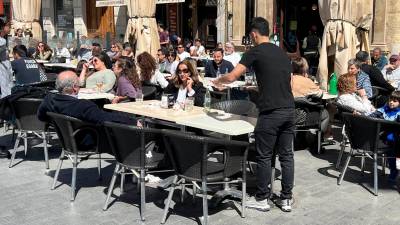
[
  {"x1": 356, "y1": 51, "x2": 395, "y2": 94},
  {"x1": 205, "y1": 48, "x2": 234, "y2": 78},
  {"x1": 37, "y1": 71, "x2": 136, "y2": 125}
]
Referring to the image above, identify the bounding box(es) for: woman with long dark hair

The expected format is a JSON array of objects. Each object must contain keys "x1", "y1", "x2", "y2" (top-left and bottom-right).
[
  {"x1": 112, "y1": 57, "x2": 142, "y2": 103},
  {"x1": 136, "y1": 51, "x2": 169, "y2": 88},
  {"x1": 33, "y1": 41, "x2": 53, "y2": 60},
  {"x1": 79, "y1": 52, "x2": 116, "y2": 92},
  {"x1": 164, "y1": 60, "x2": 205, "y2": 106}
]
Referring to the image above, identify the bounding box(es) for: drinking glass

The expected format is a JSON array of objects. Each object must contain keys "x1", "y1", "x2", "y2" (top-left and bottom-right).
[
  {"x1": 96, "y1": 79, "x2": 104, "y2": 93},
  {"x1": 245, "y1": 73, "x2": 253, "y2": 85},
  {"x1": 185, "y1": 97, "x2": 194, "y2": 111},
  {"x1": 136, "y1": 90, "x2": 144, "y2": 103}
]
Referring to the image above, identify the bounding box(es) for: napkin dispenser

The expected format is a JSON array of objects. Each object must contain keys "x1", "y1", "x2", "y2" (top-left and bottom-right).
[{"x1": 161, "y1": 94, "x2": 174, "y2": 108}]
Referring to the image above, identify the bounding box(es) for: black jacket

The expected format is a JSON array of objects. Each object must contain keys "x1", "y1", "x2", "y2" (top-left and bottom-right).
[
  {"x1": 37, "y1": 93, "x2": 136, "y2": 125},
  {"x1": 361, "y1": 64, "x2": 395, "y2": 93},
  {"x1": 205, "y1": 59, "x2": 234, "y2": 78},
  {"x1": 164, "y1": 82, "x2": 206, "y2": 107}
]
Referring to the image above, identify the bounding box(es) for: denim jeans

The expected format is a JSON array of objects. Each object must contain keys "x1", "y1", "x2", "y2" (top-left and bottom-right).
[{"x1": 254, "y1": 108, "x2": 295, "y2": 200}]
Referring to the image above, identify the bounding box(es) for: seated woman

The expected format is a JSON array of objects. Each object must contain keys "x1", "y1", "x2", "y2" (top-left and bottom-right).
[
  {"x1": 33, "y1": 42, "x2": 52, "y2": 61},
  {"x1": 164, "y1": 60, "x2": 206, "y2": 107},
  {"x1": 112, "y1": 57, "x2": 141, "y2": 103},
  {"x1": 136, "y1": 51, "x2": 169, "y2": 89},
  {"x1": 291, "y1": 57, "x2": 323, "y2": 98},
  {"x1": 337, "y1": 73, "x2": 375, "y2": 115},
  {"x1": 79, "y1": 52, "x2": 116, "y2": 93},
  {"x1": 348, "y1": 58, "x2": 373, "y2": 98}
]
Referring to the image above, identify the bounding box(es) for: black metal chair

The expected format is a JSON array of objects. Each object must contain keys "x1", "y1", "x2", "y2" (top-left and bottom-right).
[
  {"x1": 294, "y1": 97, "x2": 325, "y2": 154},
  {"x1": 332, "y1": 101, "x2": 354, "y2": 169},
  {"x1": 9, "y1": 98, "x2": 50, "y2": 169},
  {"x1": 161, "y1": 129, "x2": 249, "y2": 225},
  {"x1": 142, "y1": 86, "x2": 157, "y2": 100},
  {"x1": 102, "y1": 122, "x2": 167, "y2": 221},
  {"x1": 211, "y1": 100, "x2": 258, "y2": 117},
  {"x1": 370, "y1": 86, "x2": 390, "y2": 108},
  {"x1": 337, "y1": 112, "x2": 400, "y2": 195},
  {"x1": 47, "y1": 112, "x2": 102, "y2": 201}
]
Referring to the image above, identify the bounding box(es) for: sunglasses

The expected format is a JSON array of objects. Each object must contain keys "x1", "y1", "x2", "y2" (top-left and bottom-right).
[
  {"x1": 177, "y1": 46, "x2": 184, "y2": 49},
  {"x1": 177, "y1": 69, "x2": 189, "y2": 74}
]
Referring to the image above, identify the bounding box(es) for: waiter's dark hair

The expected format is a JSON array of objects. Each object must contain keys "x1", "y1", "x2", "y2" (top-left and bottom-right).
[
  {"x1": 250, "y1": 17, "x2": 269, "y2": 36},
  {"x1": 12, "y1": 45, "x2": 27, "y2": 57}
]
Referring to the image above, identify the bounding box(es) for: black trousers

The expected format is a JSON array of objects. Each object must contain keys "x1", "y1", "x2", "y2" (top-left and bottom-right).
[{"x1": 254, "y1": 108, "x2": 295, "y2": 200}]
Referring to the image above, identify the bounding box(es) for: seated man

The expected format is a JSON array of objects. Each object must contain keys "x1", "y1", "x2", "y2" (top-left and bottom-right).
[
  {"x1": 38, "y1": 70, "x2": 136, "y2": 125},
  {"x1": 38, "y1": 71, "x2": 137, "y2": 152},
  {"x1": 11, "y1": 44, "x2": 47, "y2": 86},
  {"x1": 224, "y1": 42, "x2": 241, "y2": 67},
  {"x1": 356, "y1": 51, "x2": 395, "y2": 93},
  {"x1": 189, "y1": 38, "x2": 205, "y2": 57},
  {"x1": 371, "y1": 47, "x2": 388, "y2": 71},
  {"x1": 205, "y1": 48, "x2": 234, "y2": 78},
  {"x1": 381, "y1": 54, "x2": 400, "y2": 89}
]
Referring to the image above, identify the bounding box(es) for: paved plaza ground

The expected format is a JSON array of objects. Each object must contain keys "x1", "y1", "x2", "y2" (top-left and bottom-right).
[{"x1": 0, "y1": 127, "x2": 399, "y2": 225}]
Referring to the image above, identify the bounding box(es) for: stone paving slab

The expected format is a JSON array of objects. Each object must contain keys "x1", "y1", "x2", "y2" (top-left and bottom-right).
[{"x1": 0, "y1": 129, "x2": 399, "y2": 225}]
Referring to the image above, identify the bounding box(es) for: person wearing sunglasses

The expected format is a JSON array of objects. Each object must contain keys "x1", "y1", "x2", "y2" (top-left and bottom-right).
[
  {"x1": 164, "y1": 60, "x2": 205, "y2": 106},
  {"x1": 176, "y1": 44, "x2": 190, "y2": 61},
  {"x1": 79, "y1": 52, "x2": 116, "y2": 93},
  {"x1": 381, "y1": 54, "x2": 400, "y2": 88},
  {"x1": 106, "y1": 42, "x2": 123, "y2": 63},
  {"x1": 33, "y1": 41, "x2": 53, "y2": 61}
]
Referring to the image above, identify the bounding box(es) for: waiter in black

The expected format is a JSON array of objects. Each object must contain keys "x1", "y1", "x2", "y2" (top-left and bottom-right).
[{"x1": 213, "y1": 17, "x2": 295, "y2": 212}]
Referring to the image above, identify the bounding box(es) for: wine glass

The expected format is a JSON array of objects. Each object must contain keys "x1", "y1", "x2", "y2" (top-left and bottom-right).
[{"x1": 96, "y1": 79, "x2": 104, "y2": 93}]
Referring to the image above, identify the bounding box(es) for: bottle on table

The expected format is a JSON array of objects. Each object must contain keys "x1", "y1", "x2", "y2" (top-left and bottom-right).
[
  {"x1": 328, "y1": 72, "x2": 338, "y2": 95},
  {"x1": 204, "y1": 87, "x2": 211, "y2": 112},
  {"x1": 216, "y1": 67, "x2": 221, "y2": 79}
]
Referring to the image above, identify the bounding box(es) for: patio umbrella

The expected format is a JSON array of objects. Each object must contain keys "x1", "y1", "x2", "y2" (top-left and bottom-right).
[
  {"x1": 12, "y1": 0, "x2": 42, "y2": 41},
  {"x1": 125, "y1": 0, "x2": 160, "y2": 57},
  {"x1": 317, "y1": 0, "x2": 373, "y2": 90}
]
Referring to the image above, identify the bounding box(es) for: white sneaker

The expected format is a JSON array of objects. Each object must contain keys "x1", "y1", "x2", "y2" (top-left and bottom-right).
[
  {"x1": 276, "y1": 198, "x2": 294, "y2": 212},
  {"x1": 245, "y1": 196, "x2": 270, "y2": 211},
  {"x1": 396, "y1": 158, "x2": 400, "y2": 170}
]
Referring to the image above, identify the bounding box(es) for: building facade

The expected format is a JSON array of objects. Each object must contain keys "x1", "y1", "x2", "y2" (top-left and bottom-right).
[{"x1": 0, "y1": 0, "x2": 398, "y2": 53}]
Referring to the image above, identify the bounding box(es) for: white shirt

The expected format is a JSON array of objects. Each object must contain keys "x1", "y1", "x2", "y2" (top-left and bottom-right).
[
  {"x1": 178, "y1": 51, "x2": 190, "y2": 61},
  {"x1": 224, "y1": 52, "x2": 241, "y2": 67},
  {"x1": 55, "y1": 47, "x2": 71, "y2": 59},
  {"x1": 190, "y1": 45, "x2": 205, "y2": 56},
  {"x1": 176, "y1": 86, "x2": 195, "y2": 103},
  {"x1": 337, "y1": 93, "x2": 375, "y2": 115},
  {"x1": 167, "y1": 60, "x2": 179, "y2": 75},
  {"x1": 149, "y1": 70, "x2": 169, "y2": 88},
  {"x1": 381, "y1": 66, "x2": 400, "y2": 88}
]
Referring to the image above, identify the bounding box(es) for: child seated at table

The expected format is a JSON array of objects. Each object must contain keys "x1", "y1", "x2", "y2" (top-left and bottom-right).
[{"x1": 370, "y1": 90, "x2": 400, "y2": 182}]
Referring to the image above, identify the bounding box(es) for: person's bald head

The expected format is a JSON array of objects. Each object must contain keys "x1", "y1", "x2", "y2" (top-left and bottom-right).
[{"x1": 56, "y1": 71, "x2": 80, "y2": 94}]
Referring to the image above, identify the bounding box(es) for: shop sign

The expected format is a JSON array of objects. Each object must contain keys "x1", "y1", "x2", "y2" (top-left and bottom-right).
[
  {"x1": 96, "y1": 0, "x2": 127, "y2": 7},
  {"x1": 156, "y1": 0, "x2": 185, "y2": 4}
]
